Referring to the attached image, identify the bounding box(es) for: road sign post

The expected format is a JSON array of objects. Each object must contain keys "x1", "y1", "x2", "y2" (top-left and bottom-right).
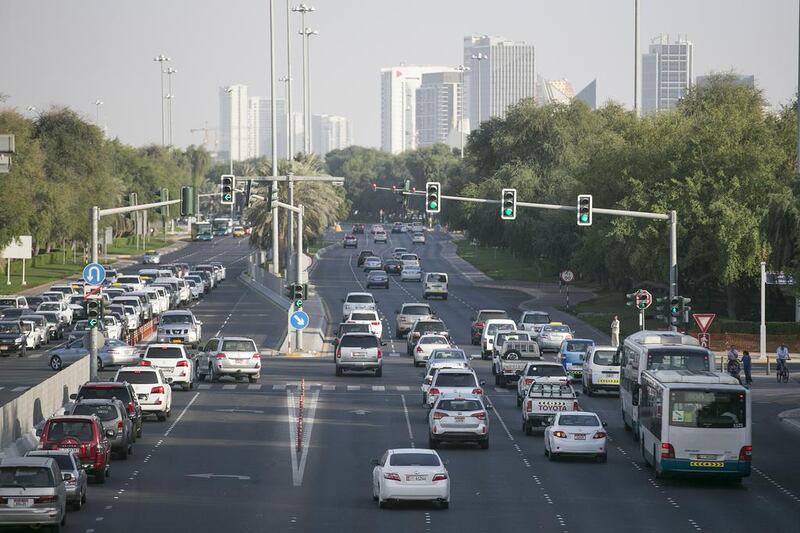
[
  {"x1": 698, "y1": 332, "x2": 710, "y2": 348},
  {"x1": 560, "y1": 270, "x2": 574, "y2": 308}
]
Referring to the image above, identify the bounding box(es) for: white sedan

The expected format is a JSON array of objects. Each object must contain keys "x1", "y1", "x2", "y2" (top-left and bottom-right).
[
  {"x1": 371, "y1": 448, "x2": 450, "y2": 509},
  {"x1": 412, "y1": 232, "x2": 426, "y2": 244},
  {"x1": 400, "y1": 265, "x2": 422, "y2": 282},
  {"x1": 413, "y1": 334, "x2": 451, "y2": 367},
  {"x1": 346, "y1": 310, "x2": 383, "y2": 339},
  {"x1": 543, "y1": 411, "x2": 608, "y2": 463}
]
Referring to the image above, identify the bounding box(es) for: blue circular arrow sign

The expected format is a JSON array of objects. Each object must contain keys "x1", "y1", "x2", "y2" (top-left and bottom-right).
[
  {"x1": 289, "y1": 311, "x2": 309, "y2": 330},
  {"x1": 82, "y1": 263, "x2": 106, "y2": 285}
]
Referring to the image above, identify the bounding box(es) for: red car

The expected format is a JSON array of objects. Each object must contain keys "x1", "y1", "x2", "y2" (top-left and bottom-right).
[
  {"x1": 39, "y1": 415, "x2": 112, "y2": 483},
  {"x1": 343, "y1": 234, "x2": 358, "y2": 249}
]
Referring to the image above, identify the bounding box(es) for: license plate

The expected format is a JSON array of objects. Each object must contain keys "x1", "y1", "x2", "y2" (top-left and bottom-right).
[
  {"x1": 0, "y1": 346, "x2": 7, "y2": 351},
  {"x1": 406, "y1": 475, "x2": 427, "y2": 481},
  {"x1": 8, "y1": 498, "x2": 33, "y2": 508},
  {"x1": 574, "y1": 434, "x2": 586, "y2": 440},
  {"x1": 170, "y1": 339, "x2": 183, "y2": 344},
  {"x1": 353, "y1": 352, "x2": 366, "y2": 357},
  {"x1": 454, "y1": 416, "x2": 465, "y2": 422},
  {"x1": 161, "y1": 367, "x2": 173, "y2": 373}
]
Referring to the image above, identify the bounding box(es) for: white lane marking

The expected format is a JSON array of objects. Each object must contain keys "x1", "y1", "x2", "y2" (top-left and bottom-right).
[
  {"x1": 222, "y1": 384, "x2": 236, "y2": 390},
  {"x1": 400, "y1": 394, "x2": 415, "y2": 447},
  {"x1": 485, "y1": 395, "x2": 514, "y2": 441},
  {"x1": 273, "y1": 384, "x2": 286, "y2": 391},
  {"x1": 287, "y1": 390, "x2": 320, "y2": 487},
  {"x1": 11, "y1": 386, "x2": 28, "y2": 392},
  {"x1": 164, "y1": 392, "x2": 200, "y2": 437},
  {"x1": 347, "y1": 385, "x2": 360, "y2": 391},
  {"x1": 372, "y1": 385, "x2": 385, "y2": 392},
  {"x1": 396, "y1": 385, "x2": 410, "y2": 391},
  {"x1": 247, "y1": 384, "x2": 262, "y2": 390},
  {"x1": 28, "y1": 353, "x2": 43, "y2": 359},
  {"x1": 323, "y1": 385, "x2": 335, "y2": 391},
  {"x1": 197, "y1": 384, "x2": 211, "y2": 390}
]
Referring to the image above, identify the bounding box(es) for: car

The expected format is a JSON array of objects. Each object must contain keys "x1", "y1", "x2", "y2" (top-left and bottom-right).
[
  {"x1": 423, "y1": 272, "x2": 448, "y2": 299},
  {"x1": 374, "y1": 231, "x2": 388, "y2": 243},
  {"x1": 518, "y1": 310, "x2": 551, "y2": 333},
  {"x1": 24, "y1": 296, "x2": 44, "y2": 310},
  {"x1": 66, "y1": 398, "x2": 134, "y2": 460},
  {"x1": 392, "y1": 222, "x2": 404, "y2": 234},
  {"x1": 413, "y1": 334, "x2": 451, "y2": 367},
  {"x1": 20, "y1": 318, "x2": 45, "y2": 349},
  {"x1": 116, "y1": 274, "x2": 145, "y2": 291},
  {"x1": 538, "y1": 324, "x2": 574, "y2": 352},
  {"x1": 232, "y1": 226, "x2": 246, "y2": 237},
  {"x1": 67, "y1": 319, "x2": 107, "y2": 343},
  {"x1": 0, "y1": 457, "x2": 68, "y2": 528},
  {"x1": 0, "y1": 295, "x2": 28, "y2": 310},
  {"x1": 333, "y1": 322, "x2": 371, "y2": 347},
  {"x1": 428, "y1": 395, "x2": 490, "y2": 449},
  {"x1": 38, "y1": 415, "x2": 112, "y2": 483},
  {"x1": 480, "y1": 319, "x2": 517, "y2": 358},
  {"x1": 470, "y1": 309, "x2": 509, "y2": 345},
  {"x1": 142, "y1": 250, "x2": 161, "y2": 264},
  {"x1": 37, "y1": 311, "x2": 67, "y2": 341},
  {"x1": 102, "y1": 315, "x2": 123, "y2": 340},
  {"x1": 195, "y1": 336, "x2": 262, "y2": 383},
  {"x1": 335, "y1": 333, "x2": 384, "y2": 377},
  {"x1": 400, "y1": 265, "x2": 422, "y2": 282},
  {"x1": 141, "y1": 344, "x2": 195, "y2": 390},
  {"x1": 363, "y1": 256, "x2": 383, "y2": 271},
  {"x1": 370, "y1": 224, "x2": 384, "y2": 235},
  {"x1": 209, "y1": 262, "x2": 227, "y2": 282},
  {"x1": 412, "y1": 232, "x2": 426, "y2": 245},
  {"x1": 186, "y1": 279, "x2": 203, "y2": 300},
  {"x1": 347, "y1": 310, "x2": 383, "y2": 338},
  {"x1": 109, "y1": 304, "x2": 139, "y2": 331},
  {"x1": 543, "y1": 411, "x2": 608, "y2": 463},
  {"x1": 411, "y1": 223, "x2": 425, "y2": 233},
  {"x1": 356, "y1": 249, "x2": 375, "y2": 266},
  {"x1": 0, "y1": 320, "x2": 27, "y2": 356},
  {"x1": 366, "y1": 270, "x2": 390, "y2": 289},
  {"x1": 341, "y1": 292, "x2": 376, "y2": 321},
  {"x1": 156, "y1": 310, "x2": 202, "y2": 348},
  {"x1": 581, "y1": 345, "x2": 621, "y2": 396},
  {"x1": 36, "y1": 301, "x2": 72, "y2": 325},
  {"x1": 395, "y1": 303, "x2": 434, "y2": 338},
  {"x1": 371, "y1": 449, "x2": 449, "y2": 509},
  {"x1": 558, "y1": 339, "x2": 595, "y2": 381},
  {"x1": 73, "y1": 381, "x2": 143, "y2": 439},
  {"x1": 383, "y1": 259, "x2": 403, "y2": 275},
  {"x1": 25, "y1": 449, "x2": 88, "y2": 510},
  {"x1": 392, "y1": 247, "x2": 408, "y2": 259},
  {"x1": 343, "y1": 234, "x2": 358, "y2": 248},
  {"x1": 515, "y1": 361, "x2": 570, "y2": 406},
  {"x1": 399, "y1": 253, "x2": 420, "y2": 268},
  {"x1": 426, "y1": 368, "x2": 485, "y2": 408},
  {"x1": 114, "y1": 366, "x2": 173, "y2": 421},
  {"x1": 406, "y1": 319, "x2": 449, "y2": 355},
  {"x1": 426, "y1": 348, "x2": 471, "y2": 373},
  {"x1": 352, "y1": 223, "x2": 365, "y2": 234},
  {"x1": 48, "y1": 337, "x2": 139, "y2": 371}
]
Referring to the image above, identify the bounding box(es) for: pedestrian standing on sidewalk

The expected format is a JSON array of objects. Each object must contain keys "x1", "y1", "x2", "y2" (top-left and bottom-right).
[
  {"x1": 611, "y1": 315, "x2": 620, "y2": 347},
  {"x1": 726, "y1": 344, "x2": 740, "y2": 371},
  {"x1": 742, "y1": 350, "x2": 752, "y2": 387}
]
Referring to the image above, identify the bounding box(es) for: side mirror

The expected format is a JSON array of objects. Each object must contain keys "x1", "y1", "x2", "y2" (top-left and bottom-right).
[
  {"x1": 381, "y1": 342, "x2": 387, "y2": 346},
  {"x1": 479, "y1": 380, "x2": 486, "y2": 387},
  {"x1": 105, "y1": 429, "x2": 116, "y2": 438},
  {"x1": 166, "y1": 377, "x2": 174, "y2": 384},
  {"x1": 485, "y1": 405, "x2": 494, "y2": 411},
  {"x1": 62, "y1": 473, "x2": 73, "y2": 481},
  {"x1": 602, "y1": 421, "x2": 608, "y2": 427},
  {"x1": 197, "y1": 321, "x2": 203, "y2": 325},
  {"x1": 370, "y1": 459, "x2": 379, "y2": 466},
  {"x1": 69, "y1": 393, "x2": 77, "y2": 400}
]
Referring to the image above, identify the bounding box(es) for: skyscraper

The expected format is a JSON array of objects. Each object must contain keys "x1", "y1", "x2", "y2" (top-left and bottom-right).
[
  {"x1": 219, "y1": 85, "x2": 249, "y2": 161},
  {"x1": 463, "y1": 36, "x2": 536, "y2": 128},
  {"x1": 312, "y1": 114, "x2": 352, "y2": 155},
  {"x1": 381, "y1": 65, "x2": 452, "y2": 154},
  {"x1": 416, "y1": 71, "x2": 464, "y2": 149},
  {"x1": 642, "y1": 35, "x2": 694, "y2": 114},
  {"x1": 255, "y1": 98, "x2": 286, "y2": 160}
]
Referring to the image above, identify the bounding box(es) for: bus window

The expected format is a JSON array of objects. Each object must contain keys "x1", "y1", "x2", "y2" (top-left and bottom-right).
[
  {"x1": 647, "y1": 352, "x2": 709, "y2": 372},
  {"x1": 669, "y1": 391, "x2": 746, "y2": 429}
]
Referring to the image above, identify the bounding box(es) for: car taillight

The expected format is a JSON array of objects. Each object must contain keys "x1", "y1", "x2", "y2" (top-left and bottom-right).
[
  {"x1": 127, "y1": 402, "x2": 134, "y2": 414},
  {"x1": 661, "y1": 443, "x2": 675, "y2": 459},
  {"x1": 139, "y1": 360, "x2": 152, "y2": 366},
  {"x1": 524, "y1": 378, "x2": 534, "y2": 385},
  {"x1": 553, "y1": 431, "x2": 567, "y2": 439},
  {"x1": 253, "y1": 353, "x2": 261, "y2": 359},
  {"x1": 475, "y1": 322, "x2": 484, "y2": 329},
  {"x1": 526, "y1": 400, "x2": 532, "y2": 412},
  {"x1": 336, "y1": 348, "x2": 341, "y2": 359},
  {"x1": 176, "y1": 360, "x2": 189, "y2": 367},
  {"x1": 35, "y1": 495, "x2": 58, "y2": 503},
  {"x1": 429, "y1": 388, "x2": 440, "y2": 396},
  {"x1": 472, "y1": 388, "x2": 483, "y2": 395},
  {"x1": 432, "y1": 411, "x2": 448, "y2": 420},
  {"x1": 384, "y1": 473, "x2": 401, "y2": 481},
  {"x1": 739, "y1": 445, "x2": 752, "y2": 461},
  {"x1": 432, "y1": 473, "x2": 448, "y2": 482},
  {"x1": 593, "y1": 431, "x2": 607, "y2": 439},
  {"x1": 372, "y1": 321, "x2": 381, "y2": 326},
  {"x1": 117, "y1": 421, "x2": 124, "y2": 431},
  {"x1": 151, "y1": 386, "x2": 165, "y2": 394},
  {"x1": 472, "y1": 412, "x2": 486, "y2": 420},
  {"x1": 416, "y1": 346, "x2": 424, "y2": 352},
  {"x1": 215, "y1": 353, "x2": 227, "y2": 359}
]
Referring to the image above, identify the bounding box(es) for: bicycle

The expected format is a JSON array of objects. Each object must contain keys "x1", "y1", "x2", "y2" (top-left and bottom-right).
[{"x1": 776, "y1": 360, "x2": 790, "y2": 383}]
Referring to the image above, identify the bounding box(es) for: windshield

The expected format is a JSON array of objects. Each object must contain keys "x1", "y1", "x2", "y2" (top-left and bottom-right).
[
  {"x1": 0, "y1": 323, "x2": 20, "y2": 334},
  {"x1": 346, "y1": 295, "x2": 374, "y2": 304},
  {"x1": 118, "y1": 277, "x2": 140, "y2": 284},
  {"x1": 416, "y1": 322, "x2": 445, "y2": 333},
  {"x1": 565, "y1": 341, "x2": 592, "y2": 352},
  {"x1": 46, "y1": 421, "x2": 94, "y2": 441},
  {"x1": 546, "y1": 325, "x2": 571, "y2": 333},
  {"x1": 433, "y1": 373, "x2": 477, "y2": 387},
  {"x1": 350, "y1": 312, "x2": 377, "y2": 321},
  {"x1": 161, "y1": 314, "x2": 192, "y2": 324},
  {"x1": 403, "y1": 305, "x2": 431, "y2": 316},
  {"x1": 400, "y1": 254, "x2": 418, "y2": 261},
  {"x1": 431, "y1": 350, "x2": 466, "y2": 360},
  {"x1": 0, "y1": 467, "x2": 54, "y2": 488},
  {"x1": 40, "y1": 313, "x2": 59, "y2": 324},
  {"x1": 340, "y1": 335, "x2": 379, "y2": 348},
  {"x1": 28, "y1": 454, "x2": 74, "y2": 471},
  {"x1": 593, "y1": 350, "x2": 619, "y2": 366},
  {"x1": 523, "y1": 314, "x2": 550, "y2": 324},
  {"x1": 221, "y1": 340, "x2": 257, "y2": 352},
  {"x1": 420, "y1": 336, "x2": 448, "y2": 345},
  {"x1": 647, "y1": 351, "x2": 710, "y2": 372},
  {"x1": 426, "y1": 274, "x2": 447, "y2": 283},
  {"x1": 389, "y1": 453, "x2": 440, "y2": 467},
  {"x1": 487, "y1": 323, "x2": 514, "y2": 335},
  {"x1": 559, "y1": 414, "x2": 600, "y2": 427},
  {"x1": 72, "y1": 403, "x2": 118, "y2": 421},
  {"x1": 478, "y1": 311, "x2": 507, "y2": 322},
  {"x1": 669, "y1": 390, "x2": 746, "y2": 429},
  {"x1": 437, "y1": 399, "x2": 482, "y2": 412},
  {"x1": 0, "y1": 298, "x2": 18, "y2": 306},
  {"x1": 79, "y1": 386, "x2": 132, "y2": 401},
  {"x1": 339, "y1": 324, "x2": 370, "y2": 335},
  {"x1": 526, "y1": 365, "x2": 567, "y2": 377},
  {"x1": 145, "y1": 346, "x2": 184, "y2": 358},
  {"x1": 498, "y1": 333, "x2": 529, "y2": 343},
  {"x1": 116, "y1": 371, "x2": 159, "y2": 384}
]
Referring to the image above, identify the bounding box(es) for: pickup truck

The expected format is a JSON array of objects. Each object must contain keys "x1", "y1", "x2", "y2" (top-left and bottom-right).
[
  {"x1": 491, "y1": 333, "x2": 541, "y2": 387},
  {"x1": 521, "y1": 382, "x2": 580, "y2": 435}
]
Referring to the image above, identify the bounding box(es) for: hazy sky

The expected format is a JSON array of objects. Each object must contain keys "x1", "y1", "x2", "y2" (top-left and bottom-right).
[{"x1": 3, "y1": 0, "x2": 797, "y2": 150}]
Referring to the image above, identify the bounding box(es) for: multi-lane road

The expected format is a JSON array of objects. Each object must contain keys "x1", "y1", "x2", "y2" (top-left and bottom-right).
[{"x1": 3, "y1": 227, "x2": 800, "y2": 532}]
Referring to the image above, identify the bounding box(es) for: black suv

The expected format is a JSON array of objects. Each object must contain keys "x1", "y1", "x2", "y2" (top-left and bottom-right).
[
  {"x1": 72, "y1": 382, "x2": 143, "y2": 439},
  {"x1": 357, "y1": 249, "x2": 375, "y2": 267}
]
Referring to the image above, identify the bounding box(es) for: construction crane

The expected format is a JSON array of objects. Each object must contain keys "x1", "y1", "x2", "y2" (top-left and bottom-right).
[{"x1": 189, "y1": 122, "x2": 217, "y2": 150}]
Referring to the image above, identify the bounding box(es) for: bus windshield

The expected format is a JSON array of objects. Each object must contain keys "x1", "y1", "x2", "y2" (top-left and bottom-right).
[
  {"x1": 647, "y1": 351, "x2": 709, "y2": 372},
  {"x1": 669, "y1": 390, "x2": 746, "y2": 429}
]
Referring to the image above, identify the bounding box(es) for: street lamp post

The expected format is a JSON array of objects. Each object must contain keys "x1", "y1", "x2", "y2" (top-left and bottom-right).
[
  {"x1": 470, "y1": 53, "x2": 487, "y2": 129},
  {"x1": 634, "y1": 0, "x2": 641, "y2": 116},
  {"x1": 165, "y1": 67, "x2": 177, "y2": 145},
  {"x1": 153, "y1": 54, "x2": 171, "y2": 145},
  {"x1": 454, "y1": 65, "x2": 470, "y2": 158},
  {"x1": 94, "y1": 100, "x2": 104, "y2": 129},
  {"x1": 285, "y1": 0, "x2": 295, "y2": 160},
  {"x1": 292, "y1": 4, "x2": 315, "y2": 154},
  {"x1": 279, "y1": 76, "x2": 292, "y2": 159}
]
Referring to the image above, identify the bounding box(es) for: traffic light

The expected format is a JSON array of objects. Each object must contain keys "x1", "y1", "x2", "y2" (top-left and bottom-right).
[
  {"x1": 244, "y1": 179, "x2": 253, "y2": 209},
  {"x1": 654, "y1": 296, "x2": 668, "y2": 321},
  {"x1": 501, "y1": 188, "x2": 517, "y2": 220},
  {"x1": 85, "y1": 300, "x2": 102, "y2": 328},
  {"x1": 425, "y1": 182, "x2": 441, "y2": 213},
  {"x1": 180, "y1": 186, "x2": 196, "y2": 216},
  {"x1": 680, "y1": 297, "x2": 692, "y2": 323},
  {"x1": 577, "y1": 194, "x2": 593, "y2": 226},
  {"x1": 292, "y1": 283, "x2": 308, "y2": 307},
  {"x1": 267, "y1": 181, "x2": 277, "y2": 210},
  {"x1": 156, "y1": 188, "x2": 169, "y2": 216},
  {"x1": 626, "y1": 292, "x2": 637, "y2": 308},
  {"x1": 670, "y1": 296, "x2": 681, "y2": 317},
  {"x1": 220, "y1": 175, "x2": 234, "y2": 205}
]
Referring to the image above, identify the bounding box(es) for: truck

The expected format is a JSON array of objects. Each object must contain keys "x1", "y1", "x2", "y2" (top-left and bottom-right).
[
  {"x1": 192, "y1": 222, "x2": 213, "y2": 241},
  {"x1": 521, "y1": 382, "x2": 580, "y2": 435},
  {"x1": 491, "y1": 331, "x2": 542, "y2": 387}
]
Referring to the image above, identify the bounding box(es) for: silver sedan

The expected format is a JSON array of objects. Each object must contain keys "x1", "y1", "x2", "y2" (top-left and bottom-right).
[
  {"x1": 400, "y1": 266, "x2": 422, "y2": 282},
  {"x1": 48, "y1": 338, "x2": 139, "y2": 371}
]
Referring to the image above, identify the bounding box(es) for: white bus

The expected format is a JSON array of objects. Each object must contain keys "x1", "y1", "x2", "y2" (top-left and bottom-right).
[
  {"x1": 638, "y1": 369, "x2": 751, "y2": 480},
  {"x1": 619, "y1": 331, "x2": 715, "y2": 437}
]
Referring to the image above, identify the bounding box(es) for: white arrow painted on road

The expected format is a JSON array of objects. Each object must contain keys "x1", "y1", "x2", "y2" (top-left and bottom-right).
[
  {"x1": 287, "y1": 389, "x2": 320, "y2": 487},
  {"x1": 215, "y1": 408, "x2": 265, "y2": 414},
  {"x1": 185, "y1": 473, "x2": 251, "y2": 480}
]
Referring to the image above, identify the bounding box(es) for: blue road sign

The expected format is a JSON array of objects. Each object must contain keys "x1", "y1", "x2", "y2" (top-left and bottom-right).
[
  {"x1": 289, "y1": 311, "x2": 310, "y2": 330},
  {"x1": 82, "y1": 263, "x2": 106, "y2": 285}
]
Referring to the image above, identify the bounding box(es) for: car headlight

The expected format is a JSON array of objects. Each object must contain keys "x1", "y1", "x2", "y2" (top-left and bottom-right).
[{"x1": 14, "y1": 337, "x2": 22, "y2": 343}]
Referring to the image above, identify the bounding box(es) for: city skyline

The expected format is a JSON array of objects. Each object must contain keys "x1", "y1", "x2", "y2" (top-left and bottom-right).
[{"x1": 2, "y1": 0, "x2": 797, "y2": 150}]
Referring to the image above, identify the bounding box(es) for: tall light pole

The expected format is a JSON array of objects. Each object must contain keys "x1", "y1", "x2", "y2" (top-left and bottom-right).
[
  {"x1": 471, "y1": 52, "x2": 487, "y2": 129},
  {"x1": 796, "y1": 0, "x2": 800, "y2": 174},
  {"x1": 285, "y1": 0, "x2": 295, "y2": 160},
  {"x1": 224, "y1": 86, "x2": 235, "y2": 174},
  {"x1": 634, "y1": 0, "x2": 641, "y2": 116},
  {"x1": 270, "y1": 0, "x2": 281, "y2": 275},
  {"x1": 454, "y1": 65, "x2": 470, "y2": 158},
  {"x1": 153, "y1": 54, "x2": 170, "y2": 145},
  {"x1": 279, "y1": 76, "x2": 292, "y2": 159},
  {"x1": 292, "y1": 4, "x2": 314, "y2": 153},
  {"x1": 94, "y1": 100, "x2": 104, "y2": 128},
  {"x1": 165, "y1": 67, "x2": 177, "y2": 145}
]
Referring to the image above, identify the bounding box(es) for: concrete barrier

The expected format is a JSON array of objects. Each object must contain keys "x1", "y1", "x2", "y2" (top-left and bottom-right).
[{"x1": 0, "y1": 355, "x2": 90, "y2": 459}]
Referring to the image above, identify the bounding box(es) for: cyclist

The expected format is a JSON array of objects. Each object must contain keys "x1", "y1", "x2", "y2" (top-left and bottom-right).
[{"x1": 776, "y1": 343, "x2": 790, "y2": 377}]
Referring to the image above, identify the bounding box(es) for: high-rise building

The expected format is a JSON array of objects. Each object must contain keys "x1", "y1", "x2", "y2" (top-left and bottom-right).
[
  {"x1": 248, "y1": 97, "x2": 260, "y2": 159},
  {"x1": 642, "y1": 35, "x2": 694, "y2": 114},
  {"x1": 416, "y1": 71, "x2": 464, "y2": 149},
  {"x1": 312, "y1": 114, "x2": 351, "y2": 155},
  {"x1": 255, "y1": 98, "x2": 287, "y2": 159},
  {"x1": 381, "y1": 65, "x2": 452, "y2": 154},
  {"x1": 219, "y1": 84, "x2": 249, "y2": 161},
  {"x1": 463, "y1": 36, "x2": 536, "y2": 128}
]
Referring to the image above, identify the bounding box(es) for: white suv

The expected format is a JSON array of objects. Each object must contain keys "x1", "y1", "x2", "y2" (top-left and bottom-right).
[
  {"x1": 114, "y1": 367, "x2": 172, "y2": 421},
  {"x1": 156, "y1": 310, "x2": 202, "y2": 348},
  {"x1": 142, "y1": 344, "x2": 195, "y2": 391},
  {"x1": 347, "y1": 310, "x2": 383, "y2": 339},
  {"x1": 342, "y1": 292, "x2": 376, "y2": 321}
]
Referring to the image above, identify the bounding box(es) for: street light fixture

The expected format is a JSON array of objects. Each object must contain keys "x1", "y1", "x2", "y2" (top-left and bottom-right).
[
  {"x1": 94, "y1": 100, "x2": 104, "y2": 134},
  {"x1": 298, "y1": 27, "x2": 319, "y2": 154},
  {"x1": 153, "y1": 54, "x2": 171, "y2": 145},
  {"x1": 470, "y1": 52, "x2": 487, "y2": 129}
]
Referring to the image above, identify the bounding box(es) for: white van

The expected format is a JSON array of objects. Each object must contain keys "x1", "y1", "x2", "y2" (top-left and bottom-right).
[
  {"x1": 581, "y1": 345, "x2": 621, "y2": 396},
  {"x1": 480, "y1": 319, "x2": 517, "y2": 358},
  {"x1": 423, "y1": 272, "x2": 448, "y2": 300}
]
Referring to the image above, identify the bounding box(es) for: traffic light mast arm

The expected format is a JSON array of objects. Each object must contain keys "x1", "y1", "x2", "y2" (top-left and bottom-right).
[{"x1": 98, "y1": 199, "x2": 180, "y2": 217}]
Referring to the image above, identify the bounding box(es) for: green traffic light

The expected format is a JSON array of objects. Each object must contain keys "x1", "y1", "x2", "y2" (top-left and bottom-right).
[
  {"x1": 504, "y1": 208, "x2": 513, "y2": 217},
  {"x1": 88, "y1": 319, "x2": 98, "y2": 328},
  {"x1": 580, "y1": 214, "x2": 589, "y2": 223},
  {"x1": 428, "y1": 201, "x2": 438, "y2": 210}
]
